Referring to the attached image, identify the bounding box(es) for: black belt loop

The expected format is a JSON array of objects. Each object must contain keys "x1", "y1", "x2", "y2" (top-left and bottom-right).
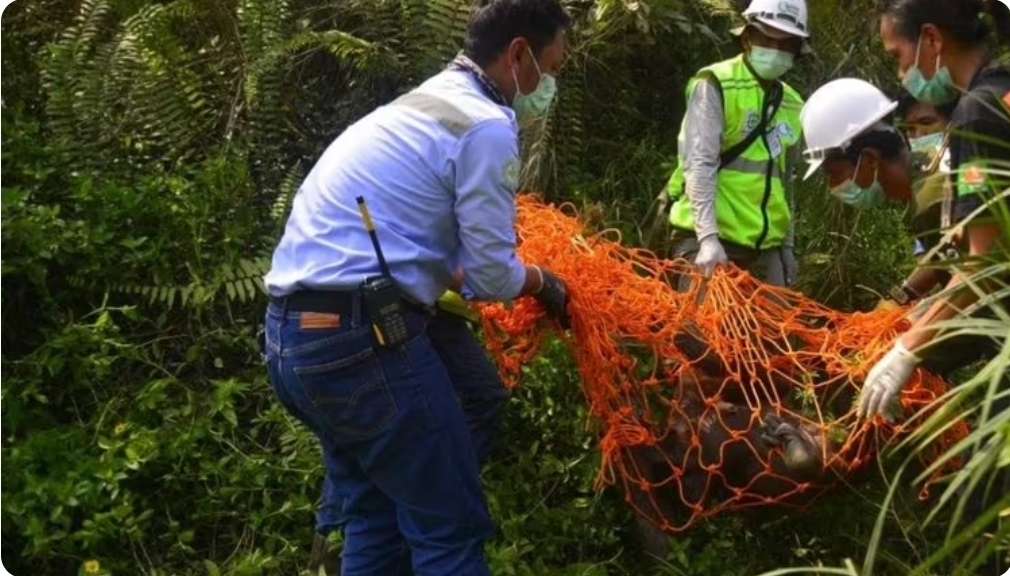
[
  {"x1": 274, "y1": 292, "x2": 290, "y2": 333},
  {"x1": 351, "y1": 292, "x2": 362, "y2": 328}
]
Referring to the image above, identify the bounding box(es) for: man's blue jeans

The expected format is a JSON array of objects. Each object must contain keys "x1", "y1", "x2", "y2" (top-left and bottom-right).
[{"x1": 265, "y1": 299, "x2": 503, "y2": 575}]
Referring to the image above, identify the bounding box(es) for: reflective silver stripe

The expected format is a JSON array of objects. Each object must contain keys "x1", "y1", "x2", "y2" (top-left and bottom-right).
[
  {"x1": 723, "y1": 156, "x2": 782, "y2": 178},
  {"x1": 392, "y1": 92, "x2": 475, "y2": 137}
]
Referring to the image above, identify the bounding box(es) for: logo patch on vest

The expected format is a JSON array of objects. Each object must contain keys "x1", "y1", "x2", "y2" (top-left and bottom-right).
[
  {"x1": 773, "y1": 122, "x2": 795, "y2": 143},
  {"x1": 959, "y1": 163, "x2": 988, "y2": 194},
  {"x1": 745, "y1": 112, "x2": 761, "y2": 133},
  {"x1": 763, "y1": 123, "x2": 796, "y2": 159}
]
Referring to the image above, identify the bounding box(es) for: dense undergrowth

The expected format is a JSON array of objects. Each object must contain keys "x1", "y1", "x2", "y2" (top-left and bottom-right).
[{"x1": 3, "y1": 1, "x2": 1005, "y2": 575}]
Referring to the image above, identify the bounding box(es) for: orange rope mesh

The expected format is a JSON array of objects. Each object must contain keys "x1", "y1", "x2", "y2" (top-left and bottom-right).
[{"x1": 480, "y1": 196, "x2": 970, "y2": 533}]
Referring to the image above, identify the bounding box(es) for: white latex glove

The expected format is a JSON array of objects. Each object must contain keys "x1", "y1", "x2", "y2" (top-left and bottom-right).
[
  {"x1": 695, "y1": 235, "x2": 728, "y2": 278},
  {"x1": 858, "y1": 341, "x2": 921, "y2": 421}
]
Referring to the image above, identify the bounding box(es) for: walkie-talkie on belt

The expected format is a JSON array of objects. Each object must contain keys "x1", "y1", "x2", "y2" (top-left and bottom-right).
[{"x1": 356, "y1": 196, "x2": 409, "y2": 348}]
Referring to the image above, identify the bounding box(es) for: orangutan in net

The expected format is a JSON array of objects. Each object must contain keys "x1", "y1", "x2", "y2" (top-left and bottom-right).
[{"x1": 617, "y1": 321, "x2": 855, "y2": 547}]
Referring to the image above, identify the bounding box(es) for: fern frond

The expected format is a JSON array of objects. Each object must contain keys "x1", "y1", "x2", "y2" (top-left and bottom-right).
[
  {"x1": 269, "y1": 161, "x2": 303, "y2": 233},
  {"x1": 43, "y1": 0, "x2": 115, "y2": 166},
  {"x1": 238, "y1": 0, "x2": 291, "y2": 64},
  {"x1": 43, "y1": 0, "x2": 237, "y2": 170},
  {"x1": 399, "y1": 0, "x2": 470, "y2": 82},
  {"x1": 105, "y1": 257, "x2": 272, "y2": 310}
]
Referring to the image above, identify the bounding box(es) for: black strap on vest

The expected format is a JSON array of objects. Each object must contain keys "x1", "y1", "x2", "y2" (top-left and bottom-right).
[{"x1": 714, "y1": 77, "x2": 784, "y2": 170}]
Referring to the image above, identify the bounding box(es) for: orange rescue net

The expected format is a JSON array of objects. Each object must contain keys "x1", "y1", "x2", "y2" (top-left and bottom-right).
[{"x1": 479, "y1": 196, "x2": 969, "y2": 533}]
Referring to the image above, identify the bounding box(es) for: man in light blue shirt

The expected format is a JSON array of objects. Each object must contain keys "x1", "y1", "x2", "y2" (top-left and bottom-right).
[
  {"x1": 264, "y1": 70, "x2": 529, "y2": 305},
  {"x1": 263, "y1": 2, "x2": 572, "y2": 574},
  {"x1": 266, "y1": 15, "x2": 564, "y2": 309}
]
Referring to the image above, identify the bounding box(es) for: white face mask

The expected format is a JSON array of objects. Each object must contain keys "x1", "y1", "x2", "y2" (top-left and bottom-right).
[{"x1": 511, "y1": 46, "x2": 557, "y2": 125}]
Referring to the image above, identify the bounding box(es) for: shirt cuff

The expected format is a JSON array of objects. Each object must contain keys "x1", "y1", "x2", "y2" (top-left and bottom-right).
[
  {"x1": 502, "y1": 260, "x2": 528, "y2": 300},
  {"x1": 685, "y1": 182, "x2": 719, "y2": 240},
  {"x1": 461, "y1": 259, "x2": 527, "y2": 302}
]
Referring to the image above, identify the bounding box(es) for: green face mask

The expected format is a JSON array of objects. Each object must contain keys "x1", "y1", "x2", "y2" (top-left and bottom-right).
[
  {"x1": 512, "y1": 47, "x2": 557, "y2": 126},
  {"x1": 748, "y1": 46, "x2": 795, "y2": 80},
  {"x1": 902, "y1": 35, "x2": 958, "y2": 106},
  {"x1": 830, "y1": 156, "x2": 886, "y2": 209},
  {"x1": 908, "y1": 131, "x2": 945, "y2": 171},
  {"x1": 908, "y1": 132, "x2": 948, "y2": 214},
  {"x1": 909, "y1": 131, "x2": 945, "y2": 155}
]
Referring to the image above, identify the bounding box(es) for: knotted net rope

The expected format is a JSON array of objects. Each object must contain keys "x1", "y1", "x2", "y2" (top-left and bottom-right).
[{"x1": 479, "y1": 196, "x2": 969, "y2": 533}]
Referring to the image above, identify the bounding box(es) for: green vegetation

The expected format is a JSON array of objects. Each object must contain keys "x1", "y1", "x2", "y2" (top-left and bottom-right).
[{"x1": 2, "y1": 1, "x2": 1005, "y2": 574}]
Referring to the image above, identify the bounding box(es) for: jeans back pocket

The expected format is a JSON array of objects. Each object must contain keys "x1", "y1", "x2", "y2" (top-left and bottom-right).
[{"x1": 293, "y1": 343, "x2": 397, "y2": 441}]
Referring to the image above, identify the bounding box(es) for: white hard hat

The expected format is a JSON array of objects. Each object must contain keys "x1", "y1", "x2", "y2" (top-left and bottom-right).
[
  {"x1": 801, "y1": 78, "x2": 899, "y2": 180},
  {"x1": 742, "y1": 0, "x2": 809, "y2": 39}
]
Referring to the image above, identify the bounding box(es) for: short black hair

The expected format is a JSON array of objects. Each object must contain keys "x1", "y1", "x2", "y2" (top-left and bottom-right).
[
  {"x1": 895, "y1": 92, "x2": 921, "y2": 121},
  {"x1": 894, "y1": 91, "x2": 956, "y2": 122},
  {"x1": 463, "y1": 0, "x2": 572, "y2": 68},
  {"x1": 831, "y1": 122, "x2": 908, "y2": 163},
  {"x1": 881, "y1": 0, "x2": 1010, "y2": 46}
]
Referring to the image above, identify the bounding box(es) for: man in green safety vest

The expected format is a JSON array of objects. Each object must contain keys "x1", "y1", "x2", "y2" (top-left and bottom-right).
[{"x1": 666, "y1": 0, "x2": 810, "y2": 287}]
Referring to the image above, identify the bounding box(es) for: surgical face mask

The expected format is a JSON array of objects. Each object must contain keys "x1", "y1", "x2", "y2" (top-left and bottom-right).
[
  {"x1": 909, "y1": 131, "x2": 944, "y2": 154},
  {"x1": 830, "y1": 156, "x2": 886, "y2": 209},
  {"x1": 908, "y1": 131, "x2": 945, "y2": 170},
  {"x1": 512, "y1": 47, "x2": 557, "y2": 125},
  {"x1": 902, "y1": 35, "x2": 958, "y2": 106},
  {"x1": 748, "y1": 46, "x2": 795, "y2": 80}
]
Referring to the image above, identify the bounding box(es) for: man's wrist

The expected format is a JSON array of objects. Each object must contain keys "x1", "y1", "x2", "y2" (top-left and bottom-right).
[
  {"x1": 902, "y1": 283, "x2": 923, "y2": 300},
  {"x1": 521, "y1": 265, "x2": 545, "y2": 296},
  {"x1": 894, "y1": 338, "x2": 922, "y2": 362},
  {"x1": 532, "y1": 266, "x2": 545, "y2": 294}
]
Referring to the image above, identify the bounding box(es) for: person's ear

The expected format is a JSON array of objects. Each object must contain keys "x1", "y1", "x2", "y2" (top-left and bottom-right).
[
  {"x1": 883, "y1": 153, "x2": 914, "y2": 201},
  {"x1": 740, "y1": 28, "x2": 752, "y2": 52},
  {"x1": 505, "y1": 38, "x2": 525, "y2": 73},
  {"x1": 787, "y1": 38, "x2": 803, "y2": 57}
]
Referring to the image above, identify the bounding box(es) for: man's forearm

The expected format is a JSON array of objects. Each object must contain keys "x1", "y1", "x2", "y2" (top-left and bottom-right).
[
  {"x1": 685, "y1": 177, "x2": 719, "y2": 240},
  {"x1": 902, "y1": 266, "x2": 947, "y2": 300},
  {"x1": 900, "y1": 222, "x2": 1003, "y2": 351},
  {"x1": 899, "y1": 274, "x2": 975, "y2": 351}
]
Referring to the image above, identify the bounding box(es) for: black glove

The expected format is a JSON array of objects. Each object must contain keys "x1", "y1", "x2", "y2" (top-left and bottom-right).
[{"x1": 534, "y1": 268, "x2": 571, "y2": 329}]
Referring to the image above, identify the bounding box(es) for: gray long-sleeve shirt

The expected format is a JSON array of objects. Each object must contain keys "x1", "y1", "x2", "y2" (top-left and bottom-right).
[{"x1": 680, "y1": 79, "x2": 724, "y2": 242}]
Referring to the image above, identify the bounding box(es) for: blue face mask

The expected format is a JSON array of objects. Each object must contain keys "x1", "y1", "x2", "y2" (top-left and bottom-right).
[
  {"x1": 831, "y1": 156, "x2": 886, "y2": 209},
  {"x1": 902, "y1": 35, "x2": 958, "y2": 106}
]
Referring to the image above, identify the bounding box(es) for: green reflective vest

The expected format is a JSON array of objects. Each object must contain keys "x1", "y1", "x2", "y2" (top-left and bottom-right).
[{"x1": 667, "y1": 55, "x2": 804, "y2": 250}]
